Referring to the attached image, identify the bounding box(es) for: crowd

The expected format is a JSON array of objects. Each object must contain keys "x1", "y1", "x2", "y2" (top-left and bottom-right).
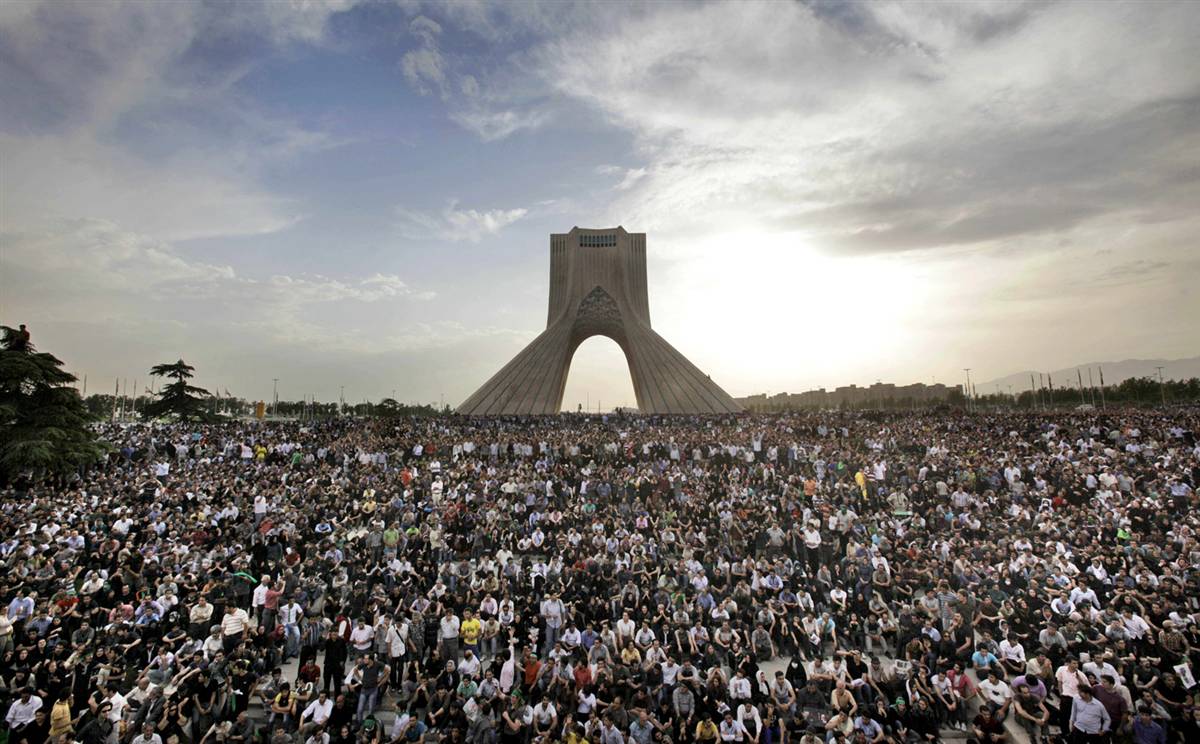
[{"x1": 1, "y1": 408, "x2": 1198, "y2": 744}]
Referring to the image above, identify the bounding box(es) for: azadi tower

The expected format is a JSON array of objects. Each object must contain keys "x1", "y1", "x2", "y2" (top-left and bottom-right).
[{"x1": 458, "y1": 227, "x2": 742, "y2": 415}]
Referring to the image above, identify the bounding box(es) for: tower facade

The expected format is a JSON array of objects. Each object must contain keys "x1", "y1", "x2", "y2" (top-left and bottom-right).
[{"x1": 457, "y1": 227, "x2": 742, "y2": 415}]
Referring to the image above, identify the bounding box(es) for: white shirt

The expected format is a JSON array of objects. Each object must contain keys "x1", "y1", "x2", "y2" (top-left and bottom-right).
[
  {"x1": 302, "y1": 698, "x2": 333, "y2": 724},
  {"x1": 729, "y1": 676, "x2": 752, "y2": 700},
  {"x1": 979, "y1": 679, "x2": 1012, "y2": 706},
  {"x1": 350, "y1": 625, "x2": 374, "y2": 650},
  {"x1": 220, "y1": 609, "x2": 250, "y2": 636},
  {"x1": 5, "y1": 696, "x2": 42, "y2": 727},
  {"x1": 279, "y1": 603, "x2": 303, "y2": 625}
]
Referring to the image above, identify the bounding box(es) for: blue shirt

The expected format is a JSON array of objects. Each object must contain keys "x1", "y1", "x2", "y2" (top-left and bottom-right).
[
  {"x1": 1133, "y1": 718, "x2": 1166, "y2": 744},
  {"x1": 1071, "y1": 696, "x2": 1111, "y2": 734}
]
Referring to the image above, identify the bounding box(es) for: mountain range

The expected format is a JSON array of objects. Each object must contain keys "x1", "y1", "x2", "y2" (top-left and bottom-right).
[{"x1": 978, "y1": 356, "x2": 1200, "y2": 393}]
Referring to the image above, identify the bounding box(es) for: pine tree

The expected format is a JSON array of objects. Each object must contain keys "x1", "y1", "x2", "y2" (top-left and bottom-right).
[
  {"x1": 142, "y1": 359, "x2": 218, "y2": 421},
  {"x1": 0, "y1": 324, "x2": 108, "y2": 482}
]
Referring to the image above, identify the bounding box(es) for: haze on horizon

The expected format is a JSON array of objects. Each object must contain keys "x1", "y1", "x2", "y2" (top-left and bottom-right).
[{"x1": 2, "y1": 0, "x2": 1198, "y2": 411}]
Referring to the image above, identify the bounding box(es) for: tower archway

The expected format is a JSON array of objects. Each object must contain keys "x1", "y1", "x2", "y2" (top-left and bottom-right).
[{"x1": 457, "y1": 227, "x2": 742, "y2": 415}]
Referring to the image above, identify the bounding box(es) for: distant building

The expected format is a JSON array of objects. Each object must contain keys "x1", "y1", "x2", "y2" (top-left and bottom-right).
[{"x1": 736, "y1": 381, "x2": 954, "y2": 411}]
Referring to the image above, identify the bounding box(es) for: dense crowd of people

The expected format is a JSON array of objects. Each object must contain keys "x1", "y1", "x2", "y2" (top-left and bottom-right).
[{"x1": 1, "y1": 408, "x2": 1198, "y2": 744}]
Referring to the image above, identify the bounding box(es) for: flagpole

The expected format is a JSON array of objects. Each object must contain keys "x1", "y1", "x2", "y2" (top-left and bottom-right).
[
  {"x1": 1098, "y1": 366, "x2": 1106, "y2": 409},
  {"x1": 1076, "y1": 369, "x2": 1085, "y2": 405},
  {"x1": 1087, "y1": 368, "x2": 1095, "y2": 406},
  {"x1": 112, "y1": 379, "x2": 119, "y2": 423}
]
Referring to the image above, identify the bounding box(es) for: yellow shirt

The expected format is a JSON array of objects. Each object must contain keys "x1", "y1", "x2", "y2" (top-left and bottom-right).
[
  {"x1": 460, "y1": 617, "x2": 481, "y2": 644},
  {"x1": 695, "y1": 720, "x2": 719, "y2": 740},
  {"x1": 50, "y1": 700, "x2": 73, "y2": 736}
]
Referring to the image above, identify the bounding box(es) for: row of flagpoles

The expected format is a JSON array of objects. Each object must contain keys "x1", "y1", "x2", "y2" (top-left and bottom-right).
[{"x1": 1025, "y1": 366, "x2": 1107, "y2": 410}]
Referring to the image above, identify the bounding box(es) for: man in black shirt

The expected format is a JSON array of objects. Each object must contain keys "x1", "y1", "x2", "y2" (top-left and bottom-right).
[{"x1": 323, "y1": 630, "x2": 347, "y2": 696}]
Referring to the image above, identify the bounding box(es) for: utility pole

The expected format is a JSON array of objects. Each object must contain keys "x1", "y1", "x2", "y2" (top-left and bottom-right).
[
  {"x1": 272, "y1": 378, "x2": 279, "y2": 417},
  {"x1": 1155, "y1": 366, "x2": 1166, "y2": 405}
]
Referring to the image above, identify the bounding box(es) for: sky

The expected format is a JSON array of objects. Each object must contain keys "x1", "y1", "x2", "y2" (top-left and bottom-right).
[{"x1": 2, "y1": 0, "x2": 1198, "y2": 410}]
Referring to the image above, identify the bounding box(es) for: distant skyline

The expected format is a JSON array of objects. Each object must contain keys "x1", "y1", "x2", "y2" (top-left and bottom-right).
[{"x1": 2, "y1": 1, "x2": 1198, "y2": 410}]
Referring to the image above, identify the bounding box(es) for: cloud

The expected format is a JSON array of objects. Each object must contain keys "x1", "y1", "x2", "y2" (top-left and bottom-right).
[
  {"x1": 1090, "y1": 260, "x2": 1171, "y2": 287},
  {"x1": 513, "y1": 1, "x2": 1200, "y2": 257},
  {"x1": 449, "y1": 106, "x2": 550, "y2": 140},
  {"x1": 3, "y1": 218, "x2": 433, "y2": 313},
  {"x1": 0, "y1": 1, "x2": 350, "y2": 243},
  {"x1": 401, "y1": 15, "x2": 449, "y2": 98},
  {"x1": 395, "y1": 200, "x2": 528, "y2": 242}
]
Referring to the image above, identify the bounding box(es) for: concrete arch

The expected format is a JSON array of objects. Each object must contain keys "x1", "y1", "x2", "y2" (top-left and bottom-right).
[{"x1": 457, "y1": 227, "x2": 742, "y2": 415}]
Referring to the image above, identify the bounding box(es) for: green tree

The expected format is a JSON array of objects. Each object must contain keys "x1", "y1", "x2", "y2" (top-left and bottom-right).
[
  {"x1": 142, "y1": 359, "x2": 217, "y2": 421},
  {"x1": 0, "y1": 324, "x2": 108, "y2": 482}
]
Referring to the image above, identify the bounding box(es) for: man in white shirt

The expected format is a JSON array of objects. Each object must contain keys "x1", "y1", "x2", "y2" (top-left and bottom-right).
[
  {"x1": 728, "y1": 670, "x2": 752, "y2": 703},
  {"x1": 439, "y1": 609, "x2": 460, "y2": 660},
  {"x1": 279, "y1": 598, "x2": 303, "y2": 660},
  {"x1": 978, "y1": 670, "x2": 1013, "y2": 720},
  {"x1": 220, "y1": 605, "x2": 251, "y2": 653},
  {"x1": 532, "y1": 699, "x2": 558, "y2": 737},
  {"x1": 540, "y1": 592, "x2": 565, "y2": 655},
  {"x1": 300, "y1": 691, "x2": 333, "y2": 734},
  {"x1": 4, "y1": 688, "x2": 42, "y2": 731},
  {"x1": 999, "y1": 635, "x2": 1027, "y2": 676},
  {"x1": 1082, "y1": 654, "x2": 1120, "y2": 686},
  {"x1": 251, "y1": 576, "x2": 270, "y2": 619},
  {"x1": 349, "y1": 620, "x2": 375, "y2": 659},
  {"x1": 719, "y1": 712, "x2": 749, "y2": 741},
  {"x1": 458, "y1": 649, "x2": 482, "y2": 679},
  {"x1": 131, "y1": 723, "x2": 163, "y2": 744}
]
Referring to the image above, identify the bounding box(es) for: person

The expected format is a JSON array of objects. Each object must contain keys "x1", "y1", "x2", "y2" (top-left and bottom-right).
[
  {"x1": 1056, "y1": 657, "x2": 1089, "y2": 735},
  {"x1": 5, "y1": 688, "x2": 43, "y2": 734},
  {"x1": 49, "y1": 688, "x2": 74, "y2": 740},
  {"x1": 695, "y1": 714, "x2": 719, "y2": 744},
  {"x1": 1013, "y1": 683, "x2": 1049, "y2": 744},
  {"x1": 972, "y1": 705, "x2": 1008, "y2": 743},
  {"x1": 1069, "y1": 686, "x2": 1111, "y2": 742},
  {"x1": 0, "y1": 409, "x2": 1196, "y2": 744},
  {"x1": 1091, "y1": 674, "x2": 1129, "y2": 736},
  {"x1": 131, "y1": 723, "x2": 164, "y2": 744},
  {"x1": 719, "y1": 711, "x2": 749, "y2": 742},
  {"x1": 221, "y1": 604, "x2": 251, "y2": 653},
  {"x1": 301, "y1": 690, "x2": 334, "y2": 734},
  {"x1": 1131, "y1": 707, "x2": 1166, "y2": 744},
  {"x1": 978, "y1": 670, "x2": 1013, "y2": 720},
  {"x1": 353, "y1": 655, "x2": 389, "y2": 722}
]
